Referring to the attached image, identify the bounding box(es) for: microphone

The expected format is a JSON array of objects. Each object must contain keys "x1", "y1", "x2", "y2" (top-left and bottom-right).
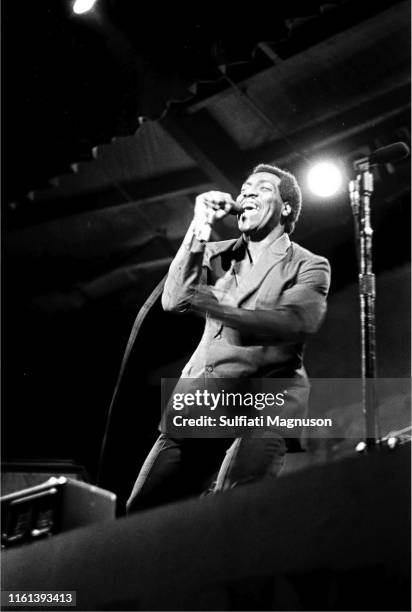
[
  {"x1": 208, "y1": 198, "x2": 243, "y2": 215},
  {"x1": 195, "y1": 198, "x2": 242, "y2": 242},
  {"x1": 226, "y1": 199, "x2": 243, "y2": 215},
  {"x1": 355, "y1": 142, "x2": 410, "y2": 167}
]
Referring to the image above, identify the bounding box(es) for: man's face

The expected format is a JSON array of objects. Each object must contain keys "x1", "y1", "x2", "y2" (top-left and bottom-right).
[{"x1": 236, "y1": 172, "x2": 284, "y2": 236}]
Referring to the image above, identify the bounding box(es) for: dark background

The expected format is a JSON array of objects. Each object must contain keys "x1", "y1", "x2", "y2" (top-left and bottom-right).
[{"x1": 2, "y1": 0, "x2": 410, "y2": 507}]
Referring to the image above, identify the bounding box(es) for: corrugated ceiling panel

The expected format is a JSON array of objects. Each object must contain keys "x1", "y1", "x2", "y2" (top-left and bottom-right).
[
  {"x1": 31, "y1": 120, "x2": 197, "y2": 202},
  {"x1": 206, "y1": 2, "x2": 409, "y2": 150}
]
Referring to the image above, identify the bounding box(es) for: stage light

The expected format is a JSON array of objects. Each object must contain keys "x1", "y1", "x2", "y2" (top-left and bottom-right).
[
  {"x1": 387, "y1": 436, "x2": 398, "y2": 449},
  {"x1": 73, "y1": 0, "x2": 97, "y2": 15},
  {"x1": 307, "y1": 161, "x2": 343, "y2": 198}
]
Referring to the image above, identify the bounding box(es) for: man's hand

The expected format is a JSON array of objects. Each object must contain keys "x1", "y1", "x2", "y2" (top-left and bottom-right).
[
  {"x1": 193, "y1": 191, "x2": 235, "y2": 241},
  {"x1": 190, "y1": 285, "x2": 236, "y2": 320},
  {"x1": 195, "y1": 191, "x2": 235, "y2": 221},
  {"x1": 190, "y1": 285, "x2": 221, "y2": 319}
]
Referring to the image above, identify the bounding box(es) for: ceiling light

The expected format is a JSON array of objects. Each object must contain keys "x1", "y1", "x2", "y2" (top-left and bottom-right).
[{"x1": 73, "y1": 0, "x2": 97, "y2": 15}]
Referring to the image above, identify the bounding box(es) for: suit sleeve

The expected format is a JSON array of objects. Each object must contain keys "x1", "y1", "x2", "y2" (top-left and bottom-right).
[
  {"x1": 161, "y1": 224, "x2": 208, "y2": 313},
  {"x1": 213, "y1": 256, "x2": 331, "y2": 341}
]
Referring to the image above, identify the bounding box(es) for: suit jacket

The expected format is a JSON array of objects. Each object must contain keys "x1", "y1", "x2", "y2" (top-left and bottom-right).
[{"x1": 161, "y1": 231, "x2": 331, "y2": 438}]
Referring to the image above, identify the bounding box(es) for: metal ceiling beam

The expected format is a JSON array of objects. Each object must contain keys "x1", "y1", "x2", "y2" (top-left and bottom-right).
[
  {"x1": 243, "y1": 84, "x2": 411, "y2": 168},
  {"x1": 160, "y1": 110, "x2": 247, "y2": 194},
  {"x1": 6, "y1": 168, "x2": 213, "y2": 230},
  {"x1": 187, "y1": 1, "x2": 409, "y2": 114},
  {"x1": 6, "y1": 85, "x2": 409, "y2": 231}
]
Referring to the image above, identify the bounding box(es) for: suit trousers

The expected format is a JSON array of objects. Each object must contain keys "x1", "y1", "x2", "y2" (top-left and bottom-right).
[{"x1": 126, "y1": 431, "x2": 286, "y2": 513}]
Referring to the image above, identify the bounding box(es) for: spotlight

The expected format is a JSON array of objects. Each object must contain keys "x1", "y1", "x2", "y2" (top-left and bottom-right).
[
  {"x1": 73, "y1": 0, "x2": 97, "y2": 15},
  {"x1": 387, "y1": 436, "x2": 399, "y2": 449},
  {"x1": 307, "y1": 161, "x2": 343, "y2": 198}
]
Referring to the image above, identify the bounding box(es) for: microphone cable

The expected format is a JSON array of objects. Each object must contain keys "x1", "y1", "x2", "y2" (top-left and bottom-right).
[{"x1": 96, "y1": 273, "x2": 167, "y2": 486}]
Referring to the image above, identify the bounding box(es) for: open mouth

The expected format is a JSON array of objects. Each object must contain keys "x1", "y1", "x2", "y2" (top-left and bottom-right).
[{"x1": 241, "y1": 200, "x2": 259, "y2": 212}]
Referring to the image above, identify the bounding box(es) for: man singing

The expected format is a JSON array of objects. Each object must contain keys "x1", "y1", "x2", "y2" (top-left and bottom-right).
[{"x1": 126, "y1": 163, "x2": 330, "y2": 512}]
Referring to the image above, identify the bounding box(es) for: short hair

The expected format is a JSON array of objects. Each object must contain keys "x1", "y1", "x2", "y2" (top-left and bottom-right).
[{"x1": 251, "y1": 163, "x2": 302, "y2": 234}]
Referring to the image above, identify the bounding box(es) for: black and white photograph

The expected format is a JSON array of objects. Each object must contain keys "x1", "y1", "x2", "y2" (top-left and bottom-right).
[{"x1": 1, "y1": 1, "x2": 411, "y2": 610}]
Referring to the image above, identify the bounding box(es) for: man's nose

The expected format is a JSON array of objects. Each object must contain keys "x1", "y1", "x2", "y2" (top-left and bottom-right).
[{"x1": 242, "y1": 188, "x2": 258, "y2": 198}]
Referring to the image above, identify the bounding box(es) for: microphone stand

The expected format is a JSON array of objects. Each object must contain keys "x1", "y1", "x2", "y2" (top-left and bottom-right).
[{"x1": 349, "y1": 161, "x2": 380, "y2": 448}]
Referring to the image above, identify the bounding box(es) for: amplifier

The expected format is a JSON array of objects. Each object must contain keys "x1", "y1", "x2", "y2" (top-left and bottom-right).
[
  {"x1": 1, "y1": 477, "x2": 116, "y2": 548},
  {"x1": 1, "y1": 460, "x2": 89, "y2": 496}
]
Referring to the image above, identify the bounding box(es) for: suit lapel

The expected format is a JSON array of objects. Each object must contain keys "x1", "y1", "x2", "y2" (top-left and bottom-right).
[
  {"x1": 207, "y1": 236, "x2": 245, "y2": 278},
  {"x1": 234, "y1": 233, "x2": 291, "y2": 306}
]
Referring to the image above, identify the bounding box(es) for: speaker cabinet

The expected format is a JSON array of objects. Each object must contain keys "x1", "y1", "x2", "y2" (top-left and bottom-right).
[{"x1": 1, "y1": 477, "x2": 116, "y2": 548}]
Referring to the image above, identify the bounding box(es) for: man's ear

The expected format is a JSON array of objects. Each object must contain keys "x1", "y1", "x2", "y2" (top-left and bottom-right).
[{"x1": 282, "y1": 202, "x2": 292, "y2": 217}]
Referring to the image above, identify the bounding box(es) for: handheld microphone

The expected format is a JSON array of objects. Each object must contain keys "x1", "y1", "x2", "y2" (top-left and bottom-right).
[{"x1": 226, "y1": 199, "x2": 243, "y2": 215}]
